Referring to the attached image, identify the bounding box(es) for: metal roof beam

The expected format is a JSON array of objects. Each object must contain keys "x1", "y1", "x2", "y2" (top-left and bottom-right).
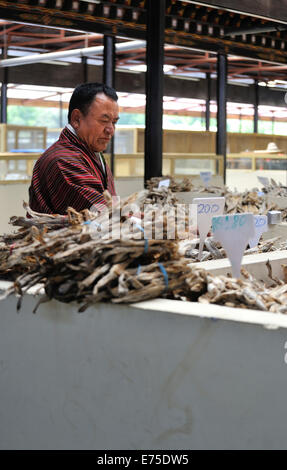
[{"x1": 0, "y1": 39, "x2": 146, "y2": 67}]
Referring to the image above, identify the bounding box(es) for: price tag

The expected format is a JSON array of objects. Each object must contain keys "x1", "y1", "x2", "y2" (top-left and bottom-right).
[
  {"x1": 257, "y1": 176, "x2": 269, "y2": 187},
  {"x1": 193, "y1": 197, "x2": 225, "y2": 259},
  {"x1": 212, "y1": 213, "x2": 255, "y2": 278},
  {"x1": 249, "y1": 215, "x2": 268, "y2": 248},
  {"x1": 158, "y1": 179, "x2": 170, "y2": 188},
  {"x1": 200, "y1": 171, "x2": 212, "y2": 187},
  {"x1": 130, "y1": 216, "x2": 142, "y2": 225}
]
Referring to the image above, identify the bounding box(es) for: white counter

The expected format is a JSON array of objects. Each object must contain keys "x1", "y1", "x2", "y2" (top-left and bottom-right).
[{"x1": 1, "y1": 280, "x2": 287, "y2": 450}]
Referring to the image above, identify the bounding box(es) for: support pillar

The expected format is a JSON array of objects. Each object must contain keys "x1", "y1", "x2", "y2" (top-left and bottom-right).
[
  {"x1": 144, "y1": 0, "x2": 166, "y2": 184},
  {"x1": 82, "y1": 56, "x2": 88, "y2": 83},
  {"x1": 1, "y1": 48, "x2": 8, "y2": 123},
  {"x1": 206, "y1": 72, "x2": 211, "y2": 131},
  {"x1": 103, "y1": 35, "x2": 116, "y2": 175},
  {"x1": 254, "y1": 79, "x2": 259, "y2": 134},
  {"x1": 216, "y1": 52, "x2": 227, "y2": 183}
]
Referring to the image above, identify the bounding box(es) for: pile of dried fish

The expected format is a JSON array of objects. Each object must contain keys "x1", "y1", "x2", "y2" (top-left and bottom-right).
[
  {"x1": 1, "y1": 189, "x2": 287, "y2": 314},
  {"x1": 2, "y1": 223, "x2": 287, "y2": 313},
  {"x1": 146, "y1": 175, "x2": 228, "y2": 195},
  {"x1": 198, "y1": 266, "x2": 287, "y2": 314},
  {"x1": 179, "y1": 236, "x2": 282, "y2": 262},
  {"x1": 146, "y1": 178, "x2": 284, "y2": 218},
  {"x1": 146, "y1": 176, "x2": 193, "y2": 192},
  {"x1": 224, "y1": 189, "x2": 278, "y2": 215},
  {"x1": 138, "y1": 186, "x2": 179, "y2": 205},
  {"x1": 1, "y1": 188, "x2": 183, "y2": 244},
  {"x1": 189, "y1": 185, "x2": 226, "y2": 196},
  {"x1": 261, "y1": 178, "x2": 287, "y2": 197},
  {"x1": 0, "y1": 190, "x2": 198, "y2": 309}
]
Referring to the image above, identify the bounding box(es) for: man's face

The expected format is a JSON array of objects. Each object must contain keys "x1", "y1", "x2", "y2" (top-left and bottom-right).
[{"x1": 71, "y1": 92, "x2": 119, "y2": 152}]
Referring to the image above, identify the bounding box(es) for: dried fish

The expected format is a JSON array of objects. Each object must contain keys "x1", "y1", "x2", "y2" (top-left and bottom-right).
[
  {"x1": 146, "y1": 176, "x2": 193, "y2": 192},
  {"x1": 1, "y1": 190, "x2": 287, "y2": 315}
]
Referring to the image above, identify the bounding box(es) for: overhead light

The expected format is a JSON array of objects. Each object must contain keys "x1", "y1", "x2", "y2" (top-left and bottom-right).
[
  {"x1": 127, "y1": 64, "x2": 176, "y2": 73},
  {"x1": 164, "y1": 65, "x2": 177, "y2": 72},
  {"x1": 128, "y1": 64, "x2": 146, "y2": 72}
]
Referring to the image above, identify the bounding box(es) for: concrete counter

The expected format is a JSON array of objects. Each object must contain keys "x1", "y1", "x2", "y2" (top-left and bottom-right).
[{"x1": 1, "y1": 281, "x2": 287, "y2": 450}]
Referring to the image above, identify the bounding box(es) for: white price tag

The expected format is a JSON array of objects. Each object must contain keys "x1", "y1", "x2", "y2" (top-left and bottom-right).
[
  {"x1": 212, "y1": 213, "x2": 255, "y2": 278},
  {"x1": 130, "y1": 216, "x2": 142, "y2": 225},
  {"x1": 257, "y1": 176, "x2": 269, "y2": 187},
  {"x1": 249, "y1": 215, "x2": 268, "y2": 248},
  {"x1": 158, "y1": 179, "x2": 170, "y2": 188},
  {"x1": 193, "y1": 197, "x2": 225, "y2": 259},
  {"x1": 200, "y1": 171, "x2": 212, "y2": 187}
]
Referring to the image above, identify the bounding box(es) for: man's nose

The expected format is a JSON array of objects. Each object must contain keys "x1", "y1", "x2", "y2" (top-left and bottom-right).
[{"x1": 105, "y1": 123, "x2": 114, "y2": 135}]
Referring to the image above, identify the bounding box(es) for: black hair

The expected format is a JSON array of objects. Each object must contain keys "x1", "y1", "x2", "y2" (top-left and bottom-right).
[{"x1": 68, "y1": 82, "x2": 118, "y2": 122}]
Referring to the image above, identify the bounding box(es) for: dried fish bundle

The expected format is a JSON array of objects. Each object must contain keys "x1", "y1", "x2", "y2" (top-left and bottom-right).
[
  {"x1": 2, "y1": 187, "x2": 287, "y2": 314},
  {"x1": 0, "y1": 185, "x2": 197, "y2": 278},
  {"x1": 145, "y1": 180, "x2": 285, "y2": 221},
  {"x1": 146, "y1": 176, "x2": 193, "y2": 192},
  {"x1": 192, "y1": 185, "x2": 226, "y2": 196},
  {"x1": 2, "y1": 218, "x2": 287, "y2": 314},
  {"x1": 261, "y1": 178, "x2": 287, "y2": 197},
  {"x1": 179, "y1": 235, "x2": 280, "y2": 262},
  {"x1": 0, "y1": 194, "x2": 198, "y2": 308},
  {"x1": 196, "y1": 265, "x2": 287, "y2": 312},
  {"x1": 140, "y1": 187, "x2": 179, "y2": 206}
]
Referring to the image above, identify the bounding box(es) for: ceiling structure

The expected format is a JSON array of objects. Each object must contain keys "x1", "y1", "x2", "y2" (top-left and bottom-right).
[
  {"x1": 0, "y1": 1, "x2": 287, "y2": 111},
  {"x1": 1, "y1": 0, "x2": 287, "y2": 64},
  {"x1": 1, "y1": 2, "x2": 287, "y2": 84},
  {"x1": 190, "y1": 0, "x2": 287, "y2": 24}
]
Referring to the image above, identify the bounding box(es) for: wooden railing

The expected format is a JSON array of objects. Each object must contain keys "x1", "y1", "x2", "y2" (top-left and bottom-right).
[
  {"x1": 105, "y1": 153, "x2": 224, "y2": 178},
  {"x1": 227, "y1": 152, "x2": 287, "y2": 171},
  {"x1": 0, "y1": 152, "x2": 40, "y2": 184},
  {"x1": 0, "y1": 152, "x2": 224, "y2": 182},
  {"x1": 2, "y1": 150, "x2": 287, "y2": 184}
]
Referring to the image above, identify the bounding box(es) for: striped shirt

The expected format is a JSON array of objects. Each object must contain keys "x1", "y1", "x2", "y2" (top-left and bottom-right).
[{"x1": 29, "y1": 126, "x2": 116, "y2": 214}]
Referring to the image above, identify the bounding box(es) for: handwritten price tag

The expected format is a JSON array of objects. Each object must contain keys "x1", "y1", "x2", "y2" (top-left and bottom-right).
[
  {"x1": 200, "y1": 171, "x2": 212, "y2": 187},
  {"x1": 158, "y1": 179, "x2": 170, "y2": 188},
  {"x1": 249, "y1": 215, "x2": 268, "y2": 248},
  {"x1": 193, "y1": 197, "x2": 225, "y2": 259},
  {"x1": 212, "y1": 213, "x2": 255, "y2": 278}
]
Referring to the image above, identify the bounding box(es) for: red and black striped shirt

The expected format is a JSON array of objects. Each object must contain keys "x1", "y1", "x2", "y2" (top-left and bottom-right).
[{"x1": 29, "y1": 126, "x2": 116, "y2": 214}]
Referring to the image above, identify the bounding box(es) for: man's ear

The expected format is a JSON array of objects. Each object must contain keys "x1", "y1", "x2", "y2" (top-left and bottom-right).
[{"x1": 70, "y1": 109, "x2": 82, "y2": 129}]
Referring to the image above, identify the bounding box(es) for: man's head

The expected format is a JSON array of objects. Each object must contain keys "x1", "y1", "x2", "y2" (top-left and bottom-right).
[{"x1": 68, "y1": 82, "x2": 119, "y2": 153}]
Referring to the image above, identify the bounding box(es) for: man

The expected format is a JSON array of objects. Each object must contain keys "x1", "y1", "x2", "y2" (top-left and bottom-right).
[{"x1": 29, "y1": 82, "x2": 119, "y2": 214}]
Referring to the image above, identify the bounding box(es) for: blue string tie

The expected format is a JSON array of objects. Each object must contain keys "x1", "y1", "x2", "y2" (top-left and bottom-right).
[
  {"x1": 83, "y1": 220, "x2": 102, "y2": 230},
  {"x1": 135, "y1": 224, "x2": 149, "y2": 254},
  {"x1": 158, "y1": 262, "x2": 169, "y2": 291}
]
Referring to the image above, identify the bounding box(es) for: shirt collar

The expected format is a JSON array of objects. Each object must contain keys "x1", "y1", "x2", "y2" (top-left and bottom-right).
[
  {"x1": 66, "y1": 123, "x2": 77, "y2": 136},
  {"x1": 65, "y1": 124, "x2": 105, "y2": 174}
]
